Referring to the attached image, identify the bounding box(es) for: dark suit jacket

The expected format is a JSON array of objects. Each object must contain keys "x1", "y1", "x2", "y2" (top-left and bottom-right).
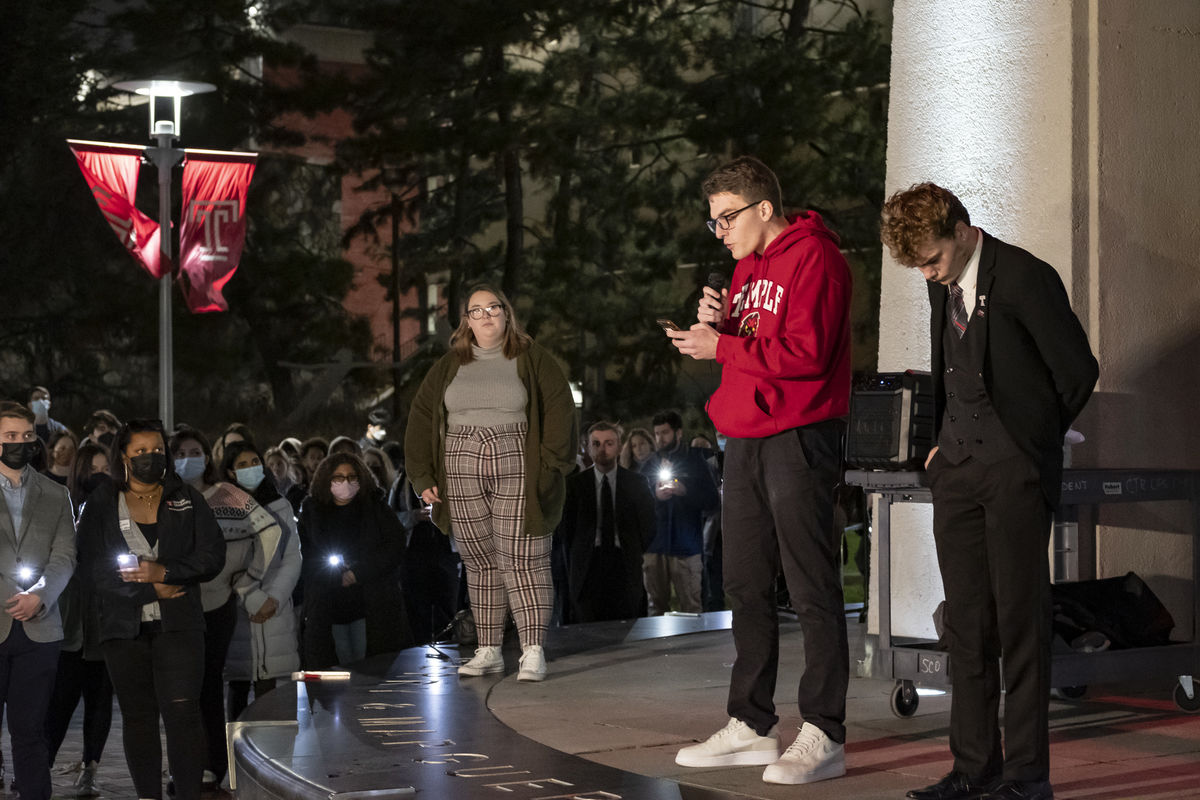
[
  {"x1": 559, "y1": 466, "x2": 655, "y2": 612},
  {"x1": 929, "y1": 231, "x2": 1099, "y2": 506}
]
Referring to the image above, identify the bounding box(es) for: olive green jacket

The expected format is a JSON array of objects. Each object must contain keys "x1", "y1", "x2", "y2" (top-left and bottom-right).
[{"x1": 404, "y1": 342, "x2": 578, "y2": 537}]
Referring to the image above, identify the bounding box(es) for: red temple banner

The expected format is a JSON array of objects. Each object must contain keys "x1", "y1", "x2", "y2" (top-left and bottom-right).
[
  {"x1": 67, "y1": 140, "x2": 166, "y2": 278},
  {"x1": 178, "y1": 151, "x2": 257, "y2": 313}
]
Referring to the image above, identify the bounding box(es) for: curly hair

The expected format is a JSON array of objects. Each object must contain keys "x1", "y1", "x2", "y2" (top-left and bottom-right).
[
  {"x1": 309, "y1": 452, "x2": 379, "y2": 508},
  {"x1": 701, "y1": 156, "x2": 784, "y2": 218},
  {"x1": 880, "y1": 182, "x2": 972, "y2": 266}
]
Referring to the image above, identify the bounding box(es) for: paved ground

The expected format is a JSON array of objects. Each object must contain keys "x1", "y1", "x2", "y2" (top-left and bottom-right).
[
  {"x1": 490, "y1": 615, "x2": 1200, "y2": 800},
  {"x1": 6, "y1": 611, "x2": 1199, "y2": 799}
]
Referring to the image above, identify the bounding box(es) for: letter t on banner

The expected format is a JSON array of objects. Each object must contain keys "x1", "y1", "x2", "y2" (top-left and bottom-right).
[{"x1": 178, "y1": 152, "x2": 257, "y2": 313}]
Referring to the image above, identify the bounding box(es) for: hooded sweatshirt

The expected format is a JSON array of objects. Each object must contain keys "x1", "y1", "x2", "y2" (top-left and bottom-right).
[{"x1": 707, "y1": 211, "x2": 852, "y2": 438}]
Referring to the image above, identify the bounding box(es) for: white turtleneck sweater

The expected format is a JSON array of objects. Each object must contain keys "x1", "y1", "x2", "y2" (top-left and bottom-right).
[{"x1": 444, "y1": 344, "x2": 528, "y2": 427}]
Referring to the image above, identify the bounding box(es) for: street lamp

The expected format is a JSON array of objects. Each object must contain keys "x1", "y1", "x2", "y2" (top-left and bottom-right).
[
  {"x1": 113, "y1": 78, "x2": 216, "y2": 429},
  {"x1": 381, "y1": 166, "x2": 410, "y2": 421}
]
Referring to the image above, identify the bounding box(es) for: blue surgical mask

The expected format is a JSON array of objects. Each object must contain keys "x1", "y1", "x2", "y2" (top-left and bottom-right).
[
  {"x1": 236, "y1": 464, "x2": 265, "y2": 492},
  {"x1": 174, "y1": 456, "x2": 206, "y2": 483},
  {"x1": 31, "y1": 399, "x2": 50, "y2": 417}
]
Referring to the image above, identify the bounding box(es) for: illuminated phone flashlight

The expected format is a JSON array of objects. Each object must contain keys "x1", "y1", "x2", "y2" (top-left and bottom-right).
[
  {"x1": 658, "y1": 466, "x2": 673, "y2": 483},
  {"x1": 18, "y1": 566, "x2": 34, "y2": 583},
  {"x1": 328, "y1": 554, "x2": 344, "y2": 568},
  {"x1": 117, "y1": 553, "x2": 138, "y2": 569}
]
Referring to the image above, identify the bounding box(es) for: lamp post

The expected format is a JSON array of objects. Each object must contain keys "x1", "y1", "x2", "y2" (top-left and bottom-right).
[
  {"x1": 382, "y1": 167, "x2": 409, "y2": 420},
  {"x1": 113, "y1": 79, "x2": 216, "y2": 430}
]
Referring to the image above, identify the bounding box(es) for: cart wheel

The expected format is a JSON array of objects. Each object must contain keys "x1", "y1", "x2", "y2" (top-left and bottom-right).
[
  {"x1": 1173, "y1": 682, "x2": 1200, "y2": 713},
  {"x1": 1056, "y1": 685, "x2": 1087, "y2": 700},
  {"x1": 891, "y1": 680, "x2": 919, "y2": 718}
]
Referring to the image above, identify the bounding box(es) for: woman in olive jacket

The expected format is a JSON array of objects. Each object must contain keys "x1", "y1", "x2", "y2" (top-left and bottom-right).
[
  {"x1": 404, "y1": 284, "x2": 576, "y2": 682},
  {"x1": 77, "y1": 419, "x2": 224, "y2": 800}
]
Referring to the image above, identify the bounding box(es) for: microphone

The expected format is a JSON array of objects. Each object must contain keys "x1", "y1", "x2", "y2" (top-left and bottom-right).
[{"x1": 705, "y1": 271, "x2": 727, "y2": 329}]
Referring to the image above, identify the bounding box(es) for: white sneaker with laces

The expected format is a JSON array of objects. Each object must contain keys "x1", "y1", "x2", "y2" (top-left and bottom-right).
[
  {"x1": 518, "y1": 645, "x2": 547, "y2": 681},
  {"x1": 458, "y1": 645, "x2": 505, "y2": 676},
  {"x1": 675, "y1": 718, "x2": 780, "y2": 767},
  {"x1": 761, "y1": 722, "x2": 845, "y2": 785}
]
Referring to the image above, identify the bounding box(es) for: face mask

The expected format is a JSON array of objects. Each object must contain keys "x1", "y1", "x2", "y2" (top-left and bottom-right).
[
  {"x1": 174, "y1": 456, "x2": 205, "y2": 483},
  {"x1": 128, "y1": 452, "x2": 167, "y2": 484},
  {"x1": 82, "y1": 472, "x2": 111, "y2": 496},
  {"x1": 331, "y1": 480, "x2": 360, "y2": 502},
  {"x1": 96, "y1": 431, "x2": 115, "y2": 450},
  {"x1": 236, "y1": 464, "x2": 265, "y2": 492},
  {"x1": 0, "y1": 441, "x2": 38, "y2": 470},
  {"x1": 31, "y1": 399, "x2": 50, "y2": 417}
]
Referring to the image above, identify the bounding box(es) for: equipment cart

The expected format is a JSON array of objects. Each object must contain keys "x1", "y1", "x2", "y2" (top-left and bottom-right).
[{"x1": 846, "y1": 468, "x2": 1200, "y2": 718}]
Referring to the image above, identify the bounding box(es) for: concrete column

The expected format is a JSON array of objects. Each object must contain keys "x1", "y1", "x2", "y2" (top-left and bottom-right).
[{"x1": 872, "y1": 0, "x2": 1200, "y2": 640}]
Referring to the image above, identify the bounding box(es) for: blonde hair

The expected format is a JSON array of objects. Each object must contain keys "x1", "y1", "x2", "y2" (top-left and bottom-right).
[{"x1": 449, "y1": 283, "x2": 532, "y2": 363}]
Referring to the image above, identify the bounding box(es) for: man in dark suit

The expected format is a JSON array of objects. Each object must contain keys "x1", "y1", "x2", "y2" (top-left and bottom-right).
[
  {"x1": 0, "y1": 402, "x2": 76, "y2": 800},
  {"x1": 559, "y1": 421, "x2": 655, "y2": 623},
  {"x1": 881, "y1": 184, "x2": 1099, "y2": 800}
]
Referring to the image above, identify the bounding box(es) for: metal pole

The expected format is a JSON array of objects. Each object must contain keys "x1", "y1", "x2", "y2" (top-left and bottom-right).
[
  {"x1": 391, "y1": 197, "x2": 402, "y2": 419},
  {"x1": 151, "y1": 129, "x2": 183, "y2": 429}
]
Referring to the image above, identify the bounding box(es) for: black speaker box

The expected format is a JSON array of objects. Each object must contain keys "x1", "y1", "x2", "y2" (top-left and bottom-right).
[{"x1": 845, "y1": 371, "x2": 935, "y2": 470}]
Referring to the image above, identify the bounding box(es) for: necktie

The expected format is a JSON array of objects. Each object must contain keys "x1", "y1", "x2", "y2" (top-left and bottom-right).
[
  {"x1": 600, "y1": 474, "x2": 616, "y2": 548},
  {"x1": 948, "y1": 282, "x2": 968, "y2": 338}
]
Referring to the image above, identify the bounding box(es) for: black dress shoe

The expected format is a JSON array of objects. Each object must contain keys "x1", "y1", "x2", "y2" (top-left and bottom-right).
[
  {"x1": 981, "y1": 780, "x2": 1054, "y2": 799},
  {"x1": 907, "y1": 771, "x2": 999, "y2": 800}
]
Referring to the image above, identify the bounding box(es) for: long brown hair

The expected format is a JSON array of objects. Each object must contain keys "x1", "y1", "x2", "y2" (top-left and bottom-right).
[{"x1": 449, "y1": 283, "x2": 532, "y2": 364}]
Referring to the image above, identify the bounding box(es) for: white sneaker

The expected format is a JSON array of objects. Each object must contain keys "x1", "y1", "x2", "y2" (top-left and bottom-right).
[
  {"x1": 762, "y1": 722, "x2": 845, "y2": 785},
  {"x1": 458, "y1": 645, "x2": 505, "y2": 676},
  {"x1": 675, "y1": 717, "x2": 780, "y2": 767},
  {"x1": 518, "y1": 645, "x2": 547, "y2": 681}
]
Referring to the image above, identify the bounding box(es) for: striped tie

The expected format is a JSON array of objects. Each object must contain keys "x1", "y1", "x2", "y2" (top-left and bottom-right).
[{"x1": 948, "y1": 282, "x2": 968, "y2": 338}]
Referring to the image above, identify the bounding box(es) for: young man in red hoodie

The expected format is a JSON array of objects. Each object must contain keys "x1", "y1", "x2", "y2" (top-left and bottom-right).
[{"x1": 668, "y1": 156, "x2": 852, "y2": 786}]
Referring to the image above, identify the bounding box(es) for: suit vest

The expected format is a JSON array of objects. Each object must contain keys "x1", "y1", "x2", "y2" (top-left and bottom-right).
[{"x1": 937, "y1": 308, "x2": 1023, "y2": 465}]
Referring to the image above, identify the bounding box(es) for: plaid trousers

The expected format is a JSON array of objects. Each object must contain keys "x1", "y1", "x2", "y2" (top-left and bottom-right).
[{"x1": 444, "y1": 422, "x2": 552, "y2": 648}]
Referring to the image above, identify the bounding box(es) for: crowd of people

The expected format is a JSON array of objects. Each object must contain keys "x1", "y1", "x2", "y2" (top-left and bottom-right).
[{"x1": 1, "y1": 364, "x2": 733, "y2": 800}]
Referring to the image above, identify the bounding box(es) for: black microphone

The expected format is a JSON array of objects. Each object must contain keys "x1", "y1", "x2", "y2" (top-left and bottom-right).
[{"x1": 705, "y1": 271, "x2": 727, "y2": 329}]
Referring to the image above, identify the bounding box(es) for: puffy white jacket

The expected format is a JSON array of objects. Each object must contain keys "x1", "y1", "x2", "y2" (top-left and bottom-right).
[{"x1": 224, "y1": 496, "x2": 302, "y2": 682}]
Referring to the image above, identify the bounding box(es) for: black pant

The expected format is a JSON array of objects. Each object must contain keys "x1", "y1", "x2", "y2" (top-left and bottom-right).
[
  {"x1": 0, "y1": 622, "x2": 60, "y2": 800},
  {"x1": 722, "y1": 423, "x2": 848, "y2": 743},
  {"x1": 928, "y1": 451, "x2": 1052, "y2": 783},
  {"x1": 44, "y1": 649, "x2": 114, "y2": 765},
  {"x1": 402, "y1": 525, "x2": 462, "y2": 644},
  {"x1": 103, "y1": 626, "x2": 205, "y2": 800},
  {"x1": 574, "y1": 544, "x2": 642, "y2": 622},
  {"x1": 200, "y1": 595, "x2": 238, "y2": 783},
  {"x1": 227, "y1": 678, "x2": 278, "y2": 722}
]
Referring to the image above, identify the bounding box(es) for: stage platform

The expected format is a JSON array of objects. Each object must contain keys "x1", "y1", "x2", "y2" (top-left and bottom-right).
[{"x1": 227, "y1": 611, "x2": 1200, "y2": 800}]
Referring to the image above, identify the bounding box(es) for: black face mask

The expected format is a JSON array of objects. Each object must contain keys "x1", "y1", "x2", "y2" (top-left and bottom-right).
[
  {"x1": 96, "y1": 431, "x2": 116, "y2": 450},
  {"x1": 128, "y1": 452, "x2": 167, "y2": 484},
  {"x1": 81, "y1": 472, "x2": 112, "y2": 496},
  {"x1": 1, "y1": 441, "x2": 38, "y2": 470}
]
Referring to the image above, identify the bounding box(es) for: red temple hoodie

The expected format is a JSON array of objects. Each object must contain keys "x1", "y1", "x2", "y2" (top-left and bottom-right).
[{"x1": 707, "y1": 211, "x2": 852, "y2": 438}]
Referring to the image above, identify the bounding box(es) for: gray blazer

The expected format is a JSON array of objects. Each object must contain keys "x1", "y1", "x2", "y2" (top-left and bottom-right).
[{"x1": 0, "y1": 469, "x2": 76, "y2": 643}]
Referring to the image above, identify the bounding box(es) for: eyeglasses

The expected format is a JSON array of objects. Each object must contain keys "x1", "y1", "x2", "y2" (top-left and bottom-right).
[
  {"x1": 467, "y1": 304, "x2": 504, "y2": 320},
  {"x1": 706, "y1": 201, "x2": 761, "y2": 234},
  {"x1": 330, "y1": 475, "x2": 360, "y2": 485}
]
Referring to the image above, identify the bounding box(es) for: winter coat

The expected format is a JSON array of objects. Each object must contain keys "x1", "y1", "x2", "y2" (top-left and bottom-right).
[
  {"x1": 298, "y1": 491, "x2": 410, "y2": 669},
  {"x1": 78, "y1": 475, "x2": 225, "y2": 642},
  {"x1": 224, "y1": 496, "x2": 302, "y2": 682}
]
